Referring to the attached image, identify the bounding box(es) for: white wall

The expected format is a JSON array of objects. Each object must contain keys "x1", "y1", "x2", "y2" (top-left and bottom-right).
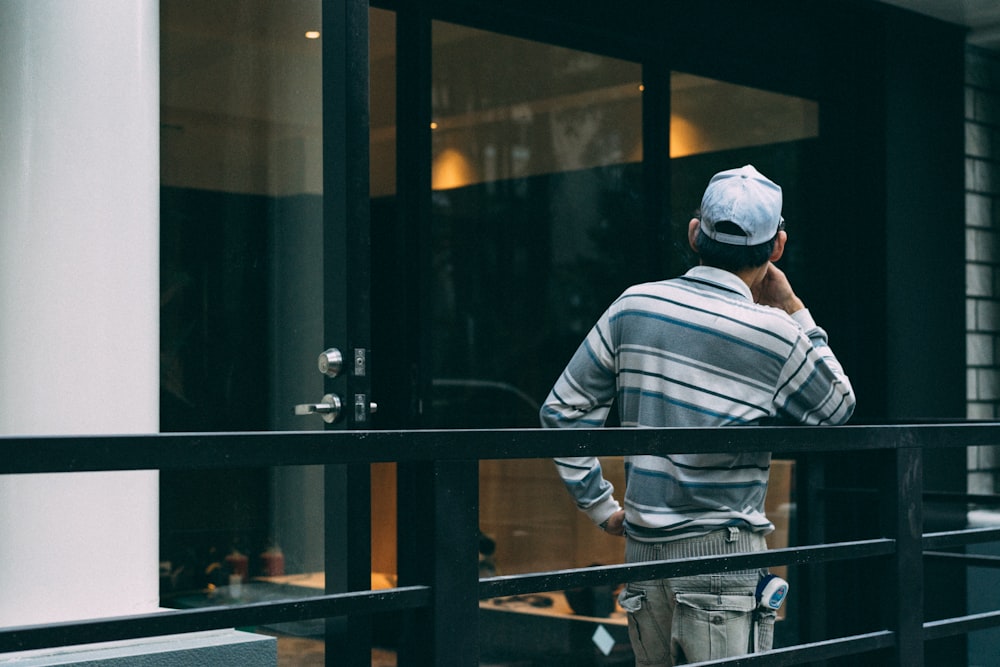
[{"x1": 0, "y1": 0, "x2": 160, "y2": 626}]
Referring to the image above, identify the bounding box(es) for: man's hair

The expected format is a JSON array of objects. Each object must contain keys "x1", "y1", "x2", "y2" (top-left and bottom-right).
[{"x1": 694, "y1": 220, "x2": 778, "y2": 272}]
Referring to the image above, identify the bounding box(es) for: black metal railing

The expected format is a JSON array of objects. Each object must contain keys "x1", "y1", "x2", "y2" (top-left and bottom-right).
[{"x1": 2, "y1": 423, "x2": 1000, "y2": 665}]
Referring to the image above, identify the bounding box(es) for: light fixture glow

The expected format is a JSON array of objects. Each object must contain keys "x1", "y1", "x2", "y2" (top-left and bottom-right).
[
  {"x1": 305, "y1": 30, "x2": 321, "y2": 39},
  {"x1": 432, "y1": 148, "x2": 477, "y2": 190},
  {"x1": 430, "y1": 121, "x2": 439, "y2": 130}
]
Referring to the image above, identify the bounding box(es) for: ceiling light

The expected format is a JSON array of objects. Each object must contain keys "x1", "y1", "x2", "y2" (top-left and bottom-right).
[{"x1": 305, "y1": 31, "x2": 321, "y2": 40}]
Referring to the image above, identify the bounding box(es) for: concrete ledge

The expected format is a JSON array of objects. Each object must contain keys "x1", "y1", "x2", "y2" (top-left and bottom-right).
[{"x1": 0, "y1": 629, "x2": 276, "y2": 666}]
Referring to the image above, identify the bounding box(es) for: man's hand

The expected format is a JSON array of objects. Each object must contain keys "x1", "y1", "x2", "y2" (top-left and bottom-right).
[
  {"x1": 601, "y1": 509, "x2": 626, "y2": 537},
  {"x1": 754, "y1": 263, "x2": 805, "y2": 314}
]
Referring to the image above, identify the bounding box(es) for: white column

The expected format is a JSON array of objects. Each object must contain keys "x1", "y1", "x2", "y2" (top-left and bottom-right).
[{"x1": 0, "y1": 0, "x2": 160, "y2": 626}]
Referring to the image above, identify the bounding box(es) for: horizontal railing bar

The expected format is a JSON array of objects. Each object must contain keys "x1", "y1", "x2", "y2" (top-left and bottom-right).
[
  {"x1": 923, "y1": 491, "x2": 1000, "y2": 505},
  {"x1": 923, "y1": 525, "x2": 1000, "y2": 549},
  {"x1": 924, "y1": 609, "x2": 1000, "y2": 641},
  {"x1": 820, "y1": 489, "x2": 1000, "y2": 504},
  {"x1": 924, "y1": 551, "x2": 1000, "y2": 568},
  {"x1": 823, "y1": 492, "x2": 1000, "y2": 504},
  {"x1": 2, "y1": 422, "x2": 998, "y2": 474},
  {"x1": 681, "y1": 631, "x2": 895, "y2": 666},
  {"x1": 815, "y1": 486, "x2": 879, "y2": 496},
  {"x1": 0, "y1": 586, "x2": 430, "y2": 654},
  {"x1": 480, "y1": 540, "x2": 895, "y2": 599}
]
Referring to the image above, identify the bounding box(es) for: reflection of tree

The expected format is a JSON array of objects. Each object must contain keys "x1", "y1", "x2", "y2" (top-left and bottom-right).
[
  {"x1": 549, "y1": 107, "x2": 605, "y2": 172},
  {"x1": 429, "y1": 164, "x2": 647, "y2": 428},
  {"x1": 431, "y1": 182, "x2": 550, "y2": 386},
  {"x1": 556, "y1": 164, "x2": 647, "y2": 329},
  {"x1": 160, "y1": 261, "x2": 198, "y2": 420},
  {"x1": 159, "y1": 188, "x2": 269, "y2": 433}
]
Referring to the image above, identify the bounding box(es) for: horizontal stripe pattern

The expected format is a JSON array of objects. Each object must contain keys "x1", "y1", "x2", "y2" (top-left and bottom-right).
[{"x1": 541, "y1": 266, "x2": 856, "y2": 541}]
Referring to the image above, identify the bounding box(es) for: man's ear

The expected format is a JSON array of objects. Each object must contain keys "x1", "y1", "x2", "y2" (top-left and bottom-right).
[
  {"x1": 688, "y1": 218, "x2": 701, "y2": 252},
  {"x1": 769, "y1": 230, "x2": 788, "y2": 262}
]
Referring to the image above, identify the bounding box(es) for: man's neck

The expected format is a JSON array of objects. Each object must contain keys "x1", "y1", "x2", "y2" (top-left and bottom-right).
[{"x1": 735, "y1": 264, "x2": 767, "y2": 292}]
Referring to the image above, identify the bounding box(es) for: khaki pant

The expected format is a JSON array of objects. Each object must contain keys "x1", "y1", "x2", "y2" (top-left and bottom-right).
[{"x1": 618, "y1": 527, "x2": 776, "y2": 666}]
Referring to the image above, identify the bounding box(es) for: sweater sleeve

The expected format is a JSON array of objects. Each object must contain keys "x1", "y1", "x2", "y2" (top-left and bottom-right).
[
  {"x1": 775, "y1": 309, "x2": 856, "y2": 425},
  {"x1": 540, "y1": 310, "x2": 622, "y2": 525}
]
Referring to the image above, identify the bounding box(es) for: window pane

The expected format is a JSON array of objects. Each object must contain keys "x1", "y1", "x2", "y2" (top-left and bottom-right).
[
  {"x1": 670, "y1": 73, "x2": 820, "y2": 287},
  {"x1": 428, "y1": 22, "x2": 644, "y2": 432},
  {"x1": 424, "y1": 23, "x2": 644, "y2": 663},
  {"x1": 428, "y1": 16, "x2": 641, "y2": 584},
  {"x1": 670, "y1": 73, "x2": 818, "y2": 157},
  {"x1": 430, "y1": 24, "x2": 642, "y2": 189}
]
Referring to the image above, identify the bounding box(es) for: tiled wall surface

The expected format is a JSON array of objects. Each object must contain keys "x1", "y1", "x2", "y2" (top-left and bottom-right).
[{"x1": 966, "y1": 46, "x2": 1000, "y2": 494}]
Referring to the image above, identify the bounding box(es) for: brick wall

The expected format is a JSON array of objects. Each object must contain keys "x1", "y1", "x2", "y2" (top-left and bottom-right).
[{"x1": 966, "y1": 46, "x2": 1000, "y2": 494}]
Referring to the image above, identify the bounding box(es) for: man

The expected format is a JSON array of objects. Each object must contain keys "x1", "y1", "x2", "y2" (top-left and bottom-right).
[{"x1": 539, "y1": 165, "x2": 855, "y2": 665}]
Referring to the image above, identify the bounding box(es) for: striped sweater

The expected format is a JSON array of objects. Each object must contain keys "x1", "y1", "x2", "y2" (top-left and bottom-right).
[{"x1": 540, "y1": 265, "x2": 856, "y2": 542}]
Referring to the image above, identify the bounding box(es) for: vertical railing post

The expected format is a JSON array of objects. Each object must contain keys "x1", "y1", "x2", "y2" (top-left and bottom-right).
[
  {"x1": 324, "y1": 463, "x2": 372, "y2": 666},
  {"x1": 397, "y1": 457, "x2": 480, "y2": 666},
  {"x1": 396, "y1": 460, "x2": 434, "y2": 667},
  {"x1": 431, "y1": 459, "x2": 481, "y2": 665},
  {"x1": 797, "y1": 451, "x2": 829, "y2": 660},
  {"x1": 881, "y1": 444, "x2": 924, "y2": 666}
]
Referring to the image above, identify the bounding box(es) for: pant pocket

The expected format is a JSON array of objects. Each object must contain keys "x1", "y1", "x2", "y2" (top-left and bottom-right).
[
  {"x1": 754, "y1": 607, "x2": 777, "y2": 653},
  {"x1": 617, "y1": 585, "x2": 645, "y2": 613},
  {"x1": 619, "y1": 585, "x2": 671, "y2": 666},
  {"x1": 673, "y1": 592, "x2": 755, "y2": 662}
]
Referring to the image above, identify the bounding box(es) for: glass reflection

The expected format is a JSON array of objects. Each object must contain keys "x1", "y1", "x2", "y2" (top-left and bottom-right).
[
  {"x1": 430, "y1": 24, "x2": 642, "y2": 188},
  {"x1": 670, "y1": 73, "x2": 818, "y2": 157},
  {"x1": 669, "y1": 73, "x2": 820, "y2": 304},
  {"x1": 158, "y1": 4, "x2": 330, "y2": 663},
  {"x1": 427, "y1": 22, "x2": 645, "y2": 433},
  {"x1": 424, "y1": 25, "x2": 644, "y2": 601}
]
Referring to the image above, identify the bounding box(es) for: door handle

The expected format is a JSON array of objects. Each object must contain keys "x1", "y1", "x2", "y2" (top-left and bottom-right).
[{"x1": 294, "y1": 393, "x2": 342, "y2": 423}]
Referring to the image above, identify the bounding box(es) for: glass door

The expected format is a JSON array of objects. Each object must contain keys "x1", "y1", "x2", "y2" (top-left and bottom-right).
[
  {"x1": 159, "y1": 0, "x2": 327, "y2": 578},
  {"x1": 159, "y1": 2, "x2": 367, "y2": 663}
]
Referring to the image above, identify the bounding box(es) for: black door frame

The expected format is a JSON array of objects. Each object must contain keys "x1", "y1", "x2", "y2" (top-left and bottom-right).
[{"x1": 322, "y1": 1, "x2": 375, "y2": 665}]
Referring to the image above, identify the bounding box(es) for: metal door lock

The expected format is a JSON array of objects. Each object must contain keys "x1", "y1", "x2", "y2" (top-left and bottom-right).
[
  {"x1": 318, "y1": 348, "x2": 343, "y2": 378},
  {"x1": 294, "y1": 393, "x2": 343, "y2": 423}
]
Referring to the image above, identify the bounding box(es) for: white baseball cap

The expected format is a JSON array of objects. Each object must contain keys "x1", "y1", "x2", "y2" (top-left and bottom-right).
[{"x1": 699, "y1": 165, "x2": 783, "y2": 246}]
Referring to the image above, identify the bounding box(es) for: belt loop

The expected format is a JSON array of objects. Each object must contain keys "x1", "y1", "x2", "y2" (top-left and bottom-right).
[
  {"x1": 727, "y1": 526, "x2": 739, "y2": 543},
  {"x1": 711, "y1": 574, "x2": 722, "y2": 595}
]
